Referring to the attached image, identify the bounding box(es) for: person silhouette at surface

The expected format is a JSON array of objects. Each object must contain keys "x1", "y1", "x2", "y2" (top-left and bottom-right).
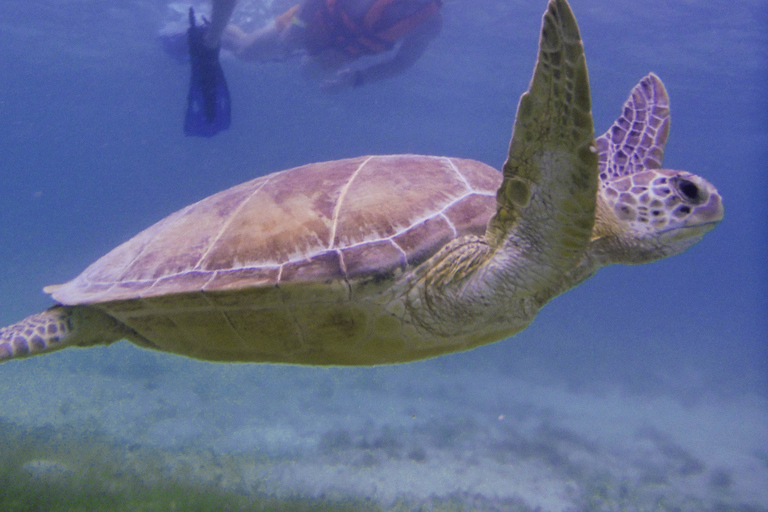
[
  {"x1": 180, "y1": 0, "x2": 443, "y2": 136},
  {"x1": 221, "y1": 0, "x2": 443, "y2": 90}
]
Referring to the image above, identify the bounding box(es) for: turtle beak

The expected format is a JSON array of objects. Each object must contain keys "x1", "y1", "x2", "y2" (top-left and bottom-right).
[
  {"x1": 662, "y1": 175, "x2": 724, "y2": 237},
  {"x1": 688, "y1": 191, "x2": 724, "y2": 227},
  {"x1": 658, "y1": 178, "x2": 723, "y2": 250}
]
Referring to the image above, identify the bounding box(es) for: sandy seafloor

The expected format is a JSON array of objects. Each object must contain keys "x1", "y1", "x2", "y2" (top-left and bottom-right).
[
  {"x1": 2, "y1": 344, "x2": 767, "y2": 511},
  {"x1": 1, "y1": 0, "x2": 767, "y2": 510}
]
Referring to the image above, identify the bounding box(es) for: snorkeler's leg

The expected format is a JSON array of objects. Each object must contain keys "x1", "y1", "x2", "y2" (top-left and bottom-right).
[
  {"x1": 159, "y1": 0, "x2": 235, "y2": 62},
  {"x1": 185, "y1": 7, "x2": 231, "y2": 137},
  {"x1": 205, "y1": 0, "x2": 237, "y2": 48}
]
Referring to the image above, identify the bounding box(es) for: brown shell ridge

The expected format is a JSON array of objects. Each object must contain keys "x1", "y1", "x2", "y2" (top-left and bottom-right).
[
  {"x1": 326, "y1": 190, "x2": 491, "y2": 254},
  {"x1": 444, "y1": 157, "x2": 475, "y2": 191},
  {"x1": 116, "y1": 199, "x2": 211, "y2": 284},
  {"x1": 86, "y1": 202, "x2": 203, "y2": 303},
  {"x1": 72, "y1": 175, "x2": 274, "y2": 303},
  {"x1": 333, "y1": 249, "x2": 353, "y2": 298},
  {"x1": 334, "y1": 248, "x2": 348, "y2": 273},
  {"x1": 82, "y1": 172, "x2": 277, "y2": 302},
  {"x1": 192, "y1": 174, "x2": 274, "y2": 272},
  {"x1": 81, "y1": 185, "x2": 498, "y2": 300},
  {"x1": 328, "y1": 155, "x2": 375, "y2": 250},
  {"x1": 50, "y1": 155, "x2": 504, "y2": 305}
]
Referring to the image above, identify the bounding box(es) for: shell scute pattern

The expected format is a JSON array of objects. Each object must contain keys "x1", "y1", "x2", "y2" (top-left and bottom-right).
[{"x1": 48, "y1": 155, "x2": 499, "y2": 306}]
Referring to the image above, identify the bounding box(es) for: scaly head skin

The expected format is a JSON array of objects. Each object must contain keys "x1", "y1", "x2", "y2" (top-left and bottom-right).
[
  {"x1": 590, "y1": 74, "x2": 723, "y2": 265},
  {"x1": 594, "y1": 169, "x2": 722, "y2": 263}
]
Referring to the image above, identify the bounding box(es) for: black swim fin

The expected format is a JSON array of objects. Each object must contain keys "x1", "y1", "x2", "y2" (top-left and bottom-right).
[{"x1": 184, "y1": 7, "x2": 231, "y2": 137}]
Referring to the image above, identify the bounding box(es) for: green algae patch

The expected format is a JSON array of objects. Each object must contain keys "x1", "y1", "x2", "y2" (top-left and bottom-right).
[{"x1": 0, "y1": 419, "x2": 382, "y2": 512}]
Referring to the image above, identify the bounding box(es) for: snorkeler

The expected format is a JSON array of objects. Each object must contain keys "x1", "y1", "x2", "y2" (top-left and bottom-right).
[
  {"x1": 220, "y1": 0, "x2": 443, "y2": 90},
  {"x1": 177, "y1": 0, "x2": 443, "y2": 137}
]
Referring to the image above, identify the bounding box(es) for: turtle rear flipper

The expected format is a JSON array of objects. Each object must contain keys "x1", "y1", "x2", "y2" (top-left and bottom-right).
[{"x1": 0, "y1": 306, "x2": 129, "y2": 361}]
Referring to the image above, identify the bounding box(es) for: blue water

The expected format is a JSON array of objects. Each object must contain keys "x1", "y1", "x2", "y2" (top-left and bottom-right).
[{"x1": 0, "y1": 0, "x2": 766, "y2": 509}]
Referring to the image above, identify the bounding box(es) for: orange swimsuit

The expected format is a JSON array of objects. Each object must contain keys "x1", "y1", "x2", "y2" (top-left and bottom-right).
[{"x1": 276, "y1": 0, "x2": 442, "y2": 57}]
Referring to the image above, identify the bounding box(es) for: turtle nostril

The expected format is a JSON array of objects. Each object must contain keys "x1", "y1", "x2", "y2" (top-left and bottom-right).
[
  {"x1": 677, "y1": 179, "x2": 700, "y2": 202},
  {"x1": 673, "y1": 205, "x2": 692, "y2": 218}
]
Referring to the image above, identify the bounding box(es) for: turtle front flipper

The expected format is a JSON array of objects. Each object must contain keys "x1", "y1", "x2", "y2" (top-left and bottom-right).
[
  {"x1": 596, "y1": 73, "x2": 670, "y2": 180},
  {"x1": 487, "y1": 0, "x2": 597, "y2": 271},
  {"x1": 0, "y1": 306, "x2": 130, "y2": 361}
]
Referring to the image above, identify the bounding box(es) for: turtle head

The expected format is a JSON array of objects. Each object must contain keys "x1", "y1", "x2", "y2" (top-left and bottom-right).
[
  {"x1": 592, "y1": 169, "x2": 723, "y2": 264},
  {"x1": 589, "y1": 73, "x2": 723, "y2": 265}
]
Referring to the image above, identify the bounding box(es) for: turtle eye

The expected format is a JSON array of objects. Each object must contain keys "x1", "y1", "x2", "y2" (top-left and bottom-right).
[{"x1": 673, "y1": 177, "x2": 704, "y2": 204}]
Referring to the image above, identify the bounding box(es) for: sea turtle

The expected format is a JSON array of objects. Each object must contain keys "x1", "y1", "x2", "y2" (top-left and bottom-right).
[{"x1": 0, "y1": 0, "x2": 722, "y2": 365}]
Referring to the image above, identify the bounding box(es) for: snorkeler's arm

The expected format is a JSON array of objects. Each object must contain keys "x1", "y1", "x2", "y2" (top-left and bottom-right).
[
  {"x1": 331, "y1": 14, "x2": 442, "y2": 89},
  {"x1": 221, "y1": 23, "x2": 285, "y2": 61},
  {"x1": 220, "y1": 2, "x2": 307, "y2": 62}
]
